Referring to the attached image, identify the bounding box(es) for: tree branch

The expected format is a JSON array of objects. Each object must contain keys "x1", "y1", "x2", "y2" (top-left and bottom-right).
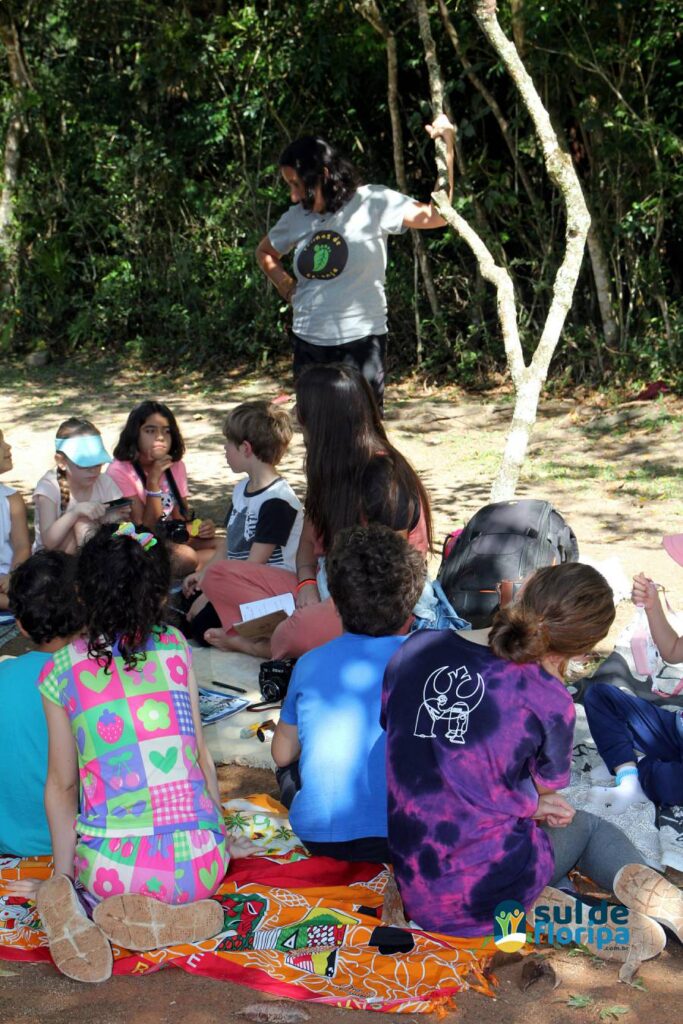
[
  {"x1": 436, "y1": 0, "x2": 541, "y2": 212},
  {"x1": 415, "y1": 0, "x2": 524, "y2": 385}
]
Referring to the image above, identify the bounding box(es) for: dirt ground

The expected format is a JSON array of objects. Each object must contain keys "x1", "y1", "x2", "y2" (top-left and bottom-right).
[{"x1": 1, "y1": 364, "x2": 683, "y2": 1021}]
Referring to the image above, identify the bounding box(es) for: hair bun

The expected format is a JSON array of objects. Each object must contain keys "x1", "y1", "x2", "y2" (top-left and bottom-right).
[{"x1": 489, "y1": 606, "x2": 548, "y2": 664}]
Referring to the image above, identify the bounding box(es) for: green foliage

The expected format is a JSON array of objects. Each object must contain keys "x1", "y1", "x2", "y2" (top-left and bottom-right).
[
  {"x1": 566, "y1": 994, "x2": 594, "y2": 1008},
  {"x1": 599, "y1": 1007, "x2": 630, "y2": 1021},
  {"x1": 0, "y1": 0, "x2": 681, "y2": 384}
]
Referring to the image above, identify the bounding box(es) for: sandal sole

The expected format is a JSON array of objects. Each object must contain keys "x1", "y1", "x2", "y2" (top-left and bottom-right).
[
  {"x1": 529, "y1": 886, "x2": 666, "y2": 962},
  {"x1": 93, "y1": 894, "x2": 224, "y2": 951},
  {"x1": 36, "y1": 875, "x2": 113, "y2": 983},
  {"x1": 613, "y1": 864, "x2": 683, "y2": 942}
]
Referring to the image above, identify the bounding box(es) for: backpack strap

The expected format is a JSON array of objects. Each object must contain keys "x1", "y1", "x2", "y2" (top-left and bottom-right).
[{"x1": 164, "y1": 465, "x2": 190, "y2": 520}]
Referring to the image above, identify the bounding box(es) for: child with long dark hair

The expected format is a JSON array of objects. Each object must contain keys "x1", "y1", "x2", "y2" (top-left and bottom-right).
[
  {"x1": 106, "y1": 400, "x2": 217, "y2": 575},
  {"x1": 36, "y1": 523, "x2": 227, "y2": 984},
  {"x1": 269, "y1": 363, "x2": 432, "y2": 659}
]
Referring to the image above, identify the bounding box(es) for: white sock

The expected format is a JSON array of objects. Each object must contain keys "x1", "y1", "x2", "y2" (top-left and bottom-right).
[{"x1": 585, "y1": 767, "x2": 647, "y2": 815}]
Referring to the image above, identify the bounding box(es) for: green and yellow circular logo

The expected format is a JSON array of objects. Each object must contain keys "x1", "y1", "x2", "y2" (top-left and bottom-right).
[{"x1": 493, "y1": 900, "x2": 528, "y2": 952}]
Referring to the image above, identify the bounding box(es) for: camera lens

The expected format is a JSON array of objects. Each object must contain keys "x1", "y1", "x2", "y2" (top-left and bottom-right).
[
  {"x1": 260, "y1": 680, "x2": 281, "y2": 703},
  {"x1": 168, "y1": 522, "x2": 189, "y2": 543}
]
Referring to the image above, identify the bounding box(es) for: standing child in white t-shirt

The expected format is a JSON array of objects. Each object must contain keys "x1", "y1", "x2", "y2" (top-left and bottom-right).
[
  {"x1": 33, "y1": 418, "x2": 129, "y2": 554},
  {"x1": 182, "y1": 401, "x2": 302, "y2": 658},
  {"x1": 0, "y1": 428, "x2": 30, "y2": 612}
]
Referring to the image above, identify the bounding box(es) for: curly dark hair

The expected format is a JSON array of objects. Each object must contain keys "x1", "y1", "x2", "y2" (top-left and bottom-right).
[
  {"x1": 8, "y1": 550, "x2": 83, "y2": 644},
  {"x1": 326, "y1": 524, "x2": 426, "y2": 637},
  {"x1": 278, "y1": 136, "x2": 361, "y2": 214},
  {"x1": 77, "y1": 523, "x2": 172, "y2": 670},
  {"x1": 113, "y1": 400, "x2": 185, "y2": 462}
]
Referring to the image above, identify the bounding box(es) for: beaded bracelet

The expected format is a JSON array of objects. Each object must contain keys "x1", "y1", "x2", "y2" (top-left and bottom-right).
[{"x1": 296, "y1": 578, "x2": 317, "y2": 594}]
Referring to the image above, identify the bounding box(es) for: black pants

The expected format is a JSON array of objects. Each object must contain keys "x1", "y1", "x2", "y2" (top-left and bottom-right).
[
  {"x1": 276, "y1": 762, "x2": 390, "y2": 863},
  {"x1": 187, "y1": 598, "x2": 221, "y2": 644},
  {"x1": 291, "y1": 332, "x2": 387, "y2": 412}
]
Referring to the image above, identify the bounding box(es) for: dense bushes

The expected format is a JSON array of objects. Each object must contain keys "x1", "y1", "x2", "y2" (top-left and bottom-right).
[{"x1": 0, "y1": 0, "x2": 681, "y2": 386}]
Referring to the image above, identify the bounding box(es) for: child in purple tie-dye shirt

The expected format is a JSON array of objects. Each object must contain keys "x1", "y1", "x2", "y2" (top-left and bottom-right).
[{"x1": 382, "y1": 562, "x2": 683, "y2": 961}]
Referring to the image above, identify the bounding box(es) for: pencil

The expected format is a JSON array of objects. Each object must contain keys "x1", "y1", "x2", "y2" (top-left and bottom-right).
[{"x1": 211, "y1": 681, "x2": 248, "y2": 694}]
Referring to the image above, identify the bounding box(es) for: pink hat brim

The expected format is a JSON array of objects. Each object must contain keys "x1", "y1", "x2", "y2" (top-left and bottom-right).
[{"x1": 662, "y1": 534, "x2": 683, "y2": 567}]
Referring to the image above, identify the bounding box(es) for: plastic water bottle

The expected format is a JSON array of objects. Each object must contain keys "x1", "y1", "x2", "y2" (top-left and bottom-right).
[{"x1": 631, "y1": 606, "x2": 659, "y2": 676}]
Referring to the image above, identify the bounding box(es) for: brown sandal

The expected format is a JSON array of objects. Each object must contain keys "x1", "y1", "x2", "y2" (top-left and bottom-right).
[
  {"x1": 36, "y1": 875, "x2": 113, "y2": 984},
  {"x1": 93, "y1": 894, "x2": 224, "y2": 951}
]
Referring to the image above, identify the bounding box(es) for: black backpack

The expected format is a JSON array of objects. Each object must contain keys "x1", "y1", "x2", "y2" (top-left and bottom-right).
[{"x1": 438, "y1": 499, "x2": 579, "y2": 628}]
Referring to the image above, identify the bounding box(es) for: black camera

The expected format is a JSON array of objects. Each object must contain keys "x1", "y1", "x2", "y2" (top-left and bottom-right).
[
  {"x1": 258, "y1": 659, "x2": 295, "y2": 703},
  {"x1": 160, "y1": 519, "x2": 190, "y2": 544},
  {"x1": 159, "y1": 506, "x2": 195, "y2": 545}
]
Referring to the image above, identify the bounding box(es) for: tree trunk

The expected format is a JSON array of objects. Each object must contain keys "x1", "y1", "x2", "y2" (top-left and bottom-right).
[
  {"x1": 0, "y1": 112, "x2": 25, "y2": 294},
  {"x1": 586, "y1": 224, "x2": 619, "y2": 348},
  {"x1": 509, "y1": 0, "x2": 526, "y2": 58},
  {"x1": 0, "y1": 14, "x2": 30, "y2": 297},
  {"x1": 415, "y1": 0, "x2": 590, "y2": 501},
  {"x1": 436, "y1": 0, "x2": 540, "y2": 213},
  {"x1": 354, "y1": 0, "x2": 442, "y2": 350}
]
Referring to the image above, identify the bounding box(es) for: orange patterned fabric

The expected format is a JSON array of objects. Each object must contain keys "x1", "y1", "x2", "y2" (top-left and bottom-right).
[{"x1": 0, "y1": 803, "x2": 495, "y2": 1012}]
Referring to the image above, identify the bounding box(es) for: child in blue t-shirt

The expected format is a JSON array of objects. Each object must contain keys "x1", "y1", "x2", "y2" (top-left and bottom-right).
[
  {"x1": 0, "y1": 550, "x2": 83, "y2": 856},
  {"x1": 271, "y1": 523, "x2": 426, "y2": 861}
]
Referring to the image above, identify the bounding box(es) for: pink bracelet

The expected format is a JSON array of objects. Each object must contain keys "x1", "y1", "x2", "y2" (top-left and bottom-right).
[{"x1": 296, "y1": 579, "x2": 317, "y2": 594}]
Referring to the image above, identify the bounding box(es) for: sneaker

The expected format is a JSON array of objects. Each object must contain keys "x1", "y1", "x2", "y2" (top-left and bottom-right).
[
  {"x1": 656, "y1": 804, "x2": 683, "y2": 873},
  {"x1": 36, "y1": 875, "x2": 113, "y2": 983},
  {"x1": 92, "y1": 894, "x2": 224, "y2": 951},
  {"x1": 529, "y1": 886, "x2": 666, "y2": 963},
  {"x1": 613, "y1": 864, "x2": 683, "y2": 943}
]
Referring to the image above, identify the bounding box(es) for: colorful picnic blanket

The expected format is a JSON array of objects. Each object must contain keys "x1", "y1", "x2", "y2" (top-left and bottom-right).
[{"x1": 0, "y1": 796, "x2": 494, "y2": 1012}]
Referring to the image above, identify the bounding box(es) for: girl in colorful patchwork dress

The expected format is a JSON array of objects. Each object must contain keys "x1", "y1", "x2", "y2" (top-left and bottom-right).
[{"x1": 36, "y1": 523, "x2": 227, "y2": 984}]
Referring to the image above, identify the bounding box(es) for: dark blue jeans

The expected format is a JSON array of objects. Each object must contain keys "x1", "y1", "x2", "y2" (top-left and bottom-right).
[{"x1": 584, "y1": 683, "x2": 683, "y2": 805}]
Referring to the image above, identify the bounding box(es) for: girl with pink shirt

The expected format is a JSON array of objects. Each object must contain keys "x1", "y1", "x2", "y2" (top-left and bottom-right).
[{"x1": 106, "y1": 400, "x2": 217, "y2": 575}]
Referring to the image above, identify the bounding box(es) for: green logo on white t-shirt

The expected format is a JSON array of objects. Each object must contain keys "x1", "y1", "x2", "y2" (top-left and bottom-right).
[{"x1": 297, "y1": 230, "x2": 348, "y2": 280}]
